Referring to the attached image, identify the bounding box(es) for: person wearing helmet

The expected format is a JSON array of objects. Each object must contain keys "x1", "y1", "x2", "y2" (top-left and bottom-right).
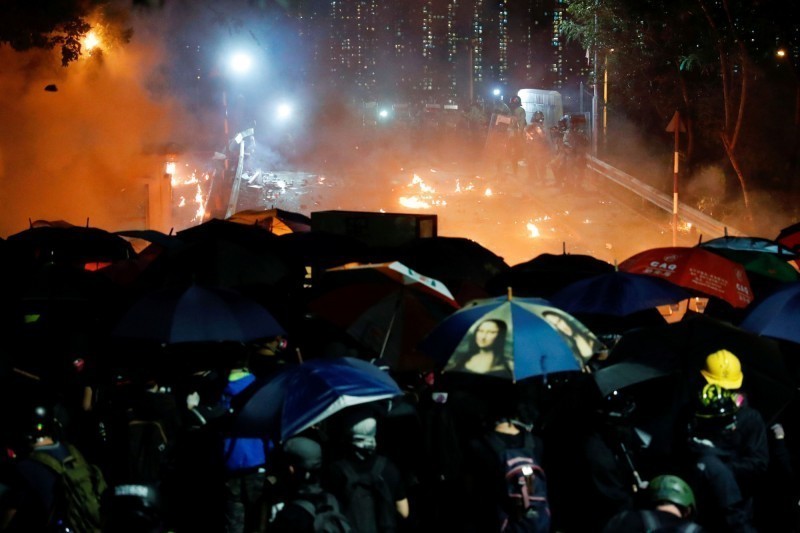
[
  {"x1": 602, "y1": 474, "x2": 704, "y2": 532},
  {"x1": 524, "y1": 110, "x2": 551, "y2": 185},
  {"x1": 507, "y1": 95, "x2": 527, "y2": 176},
  {"x1": 685, "y1": 351, "x2": 768, "y2": 533},
  {"x1": 603, "y1": 474, "x2": 704, "y2": 532}
]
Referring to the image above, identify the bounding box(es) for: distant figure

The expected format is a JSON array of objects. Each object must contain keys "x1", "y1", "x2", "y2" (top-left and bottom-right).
[
  {"x1": 524, "y1": 111, "x2": 551, "y2": 185},
  {"x1": 508, "y1": 95, "x2": 527, "y2": 175}
]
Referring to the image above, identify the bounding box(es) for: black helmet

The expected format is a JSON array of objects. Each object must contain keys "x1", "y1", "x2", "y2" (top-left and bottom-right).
[
  {"x1": 510, "y1": 96, "x2": 522, "y2": 107},
  {"x1": 647, "y1": 475, "x2": 696, "y2": 513},
  {"x1": 533, "y1": 111, "x2": 545, "y2": 123},
  {"x1": 26, "y1": 404, "x2": 55, "y2": 444},
  {"x1": 558, "y1": 115, "x2": 570, "y2": 130},
  {"x1": 598, "y1": 389, "x2": 636, "y2": 419}
]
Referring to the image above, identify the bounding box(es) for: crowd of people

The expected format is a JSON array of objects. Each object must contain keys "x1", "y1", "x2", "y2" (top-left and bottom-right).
[{"x1": 0, "y1": 201, "x2": 798, "y2": 532}]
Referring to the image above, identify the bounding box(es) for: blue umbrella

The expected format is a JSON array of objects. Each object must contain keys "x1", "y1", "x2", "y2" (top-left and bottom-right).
[
  {"x1": 550, "y1": 271, "x2": 691, "y2": 317},
  {"x1": 232, "y1": 357, "x2": 402, "y2": 441},
  {"x1": 112, "y1": 283, "x2": 284, "y2": 344},
  {"x1": 420, "y1": 294, "x2": 604, "y2": 381},
  {"x1": 740, "y1": 281, "x2": 800, "y2": 344}
]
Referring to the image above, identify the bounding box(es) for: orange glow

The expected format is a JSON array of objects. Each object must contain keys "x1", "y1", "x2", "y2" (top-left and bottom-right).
[{"x1": 84, "y1": 31, "x2": 100, "y2": 52}]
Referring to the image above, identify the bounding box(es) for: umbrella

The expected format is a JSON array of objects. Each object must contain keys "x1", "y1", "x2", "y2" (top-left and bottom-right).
[
  {"x1": 389, "y1": 236, "x2": 510, "y2": 304},
  {"x1": 550, "y1": 271, "x2": 692, "y2": 317},
  {"x1": 618, "y1": 246, "x2": 753, "y2": 308},
  {"x1": 6, "y1": 225, "x2": 135, "y2": 268},
  {"x1": 697, "y1": 236, "x2": 798, "y2": 285},
  {"x1": 595, "y1": 313, "x2": 794, "y2": 423},
  {"x1": 776, "y1": 221, "x2": 800, "y2": 251},
  {"x1": 420, "y1": 293, "x2": 604, "y2": 381},
  {"x1": 308, "y1": 261, "x2": 459, "y2": 372},
  {"x1": 231, "y1": 356, "x2": 402, "y2": 442},
  {"x1": 740, "y1": 281, "x2": 800, "y2": 345},
  {"x1": 486, "y1": 252, "x2": 615, "y2": 298},
  {"x1": 112, "y1": 284, "x2": 285, "y2": 344},
  {"x1": 136, "y1": 239, "x2": 304, "y2": 291},
  {"x1": 227, "y1": 208, "x2": 312, "y2": 235},
  {"x1": 698, "y1": 235, "x2": 797, "y2": 259},
  {"x1": 176, "y1": 218, "x2": 279, "y2": 249}
]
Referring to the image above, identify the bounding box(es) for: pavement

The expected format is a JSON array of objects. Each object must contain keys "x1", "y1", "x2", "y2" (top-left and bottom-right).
[{"x1": 173, "y1": 146, "x2": 696, "y2": 267}]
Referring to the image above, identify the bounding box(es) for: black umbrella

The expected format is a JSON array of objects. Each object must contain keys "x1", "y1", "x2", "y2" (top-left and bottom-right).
[
  {"x1": 486, "y1": 252, "x2": 614, "y2": 298},
  {"x1": 6, "y1": 225, "x2": 135, "y2": 268}
]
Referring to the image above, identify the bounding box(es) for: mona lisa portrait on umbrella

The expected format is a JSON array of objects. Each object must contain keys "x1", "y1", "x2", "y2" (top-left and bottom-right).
[{"x1": 420, "y1": 291, "x2": 605, "y2": 381}]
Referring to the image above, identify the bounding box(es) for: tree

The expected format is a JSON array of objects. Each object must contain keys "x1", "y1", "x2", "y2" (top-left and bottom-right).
[
  {"x1": 562, "y1": 0, "x2": 796, "y2": 225},
  {"x1": 0, "y1": 1, "x2": 97, "y2": 65}
]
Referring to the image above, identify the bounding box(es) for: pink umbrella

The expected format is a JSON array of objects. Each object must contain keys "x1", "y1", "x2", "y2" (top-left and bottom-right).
[{"x1": 618, "y1": 246, "x2": 753, "y2": 308}]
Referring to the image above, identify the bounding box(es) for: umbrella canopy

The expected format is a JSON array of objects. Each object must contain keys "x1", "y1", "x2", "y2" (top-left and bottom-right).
[
  {"x1": 232, "y1": 356, "x2": 402, "y2": 442},
  {"x1": 309, "y1": 262, "x2": 458, "y2": 372},
  {"x1": 176, "y1": 218, "x2": 279, "y2": 249},
  {"x1": 6, "y1": 225, "x2": 135, "y2": 268},
  {"x1": 421, "y1": 294, "x2": 603, "y2": 381},
  {"x1": 595, "y1": 314, "x2": 794, "y2": 423},
  {"x1": 618, "y1": 246, "x2": 753, "y2": 308},
  {"x1": 112, "y1": 284, "x2": 285, "y2": 344},
  {"x1": 389, "y1": 236, "x2": 510, "y2": 304},
  {"x1": 776, "y1": 221, "x2": 800, "y2": 251},
  {"x1": 550, "y1": 271, "x2": 691, "y2": 317},
  {"x1": 740, "y1": 281, "x2": 800, "y2": 345},
  {"x1": 136, "y1": 239, "x2": 304, "y2": 291},
  {"x1": 227, "y1": 208, "x2": 312, "y2": 235},
  {"x1": 698, "y1": 235, "x2": 797, "y2": 259},
  {"x1": 486, "y1": 252, "x2": 615, "y2": 298}
]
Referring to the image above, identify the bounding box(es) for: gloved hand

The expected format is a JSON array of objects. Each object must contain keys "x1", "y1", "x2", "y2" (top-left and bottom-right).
[
  {"x1": 186, "y1": 391, "x2": 200, "y2": 410},
  {"x1": 692, "y1": 436, "x2": 715, "y2": 448}
]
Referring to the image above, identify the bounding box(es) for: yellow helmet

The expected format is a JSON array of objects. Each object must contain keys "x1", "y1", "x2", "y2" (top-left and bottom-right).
[{"x1": 700, "y1": 349, "x2": 743, "y2": 389}]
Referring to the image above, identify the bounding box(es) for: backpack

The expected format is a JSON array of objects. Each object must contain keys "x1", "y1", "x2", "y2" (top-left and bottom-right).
[
  {"x1": 292, "y1": 492, "x2": 354, "y2": 533},
  {"x1": 333, "y1": 456, "x2": 397, "y2": 533},
  {"x1": 31, "y1": 443, "x2": 108, "y2": 533},
  {"x1": 126, "y1": 419, "x2": 170, "y2": 483},
  {"x1": 485, "y1": 431, "x2": 550, "y2": 533}
]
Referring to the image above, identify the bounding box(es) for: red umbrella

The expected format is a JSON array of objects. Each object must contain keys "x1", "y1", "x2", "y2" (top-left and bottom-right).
[
  {"x1": 777, "y1": 221, "x2": 800, "y2": 252},
  {"x1": 309, "y1": 261, "x2": 459, "y2": 372},
  {"x1": 618, "y1": 246, "x2": 753, "y2": 308}
]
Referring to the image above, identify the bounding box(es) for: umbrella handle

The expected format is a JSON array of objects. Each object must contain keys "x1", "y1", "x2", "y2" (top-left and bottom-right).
[{"x1": 295, "y1": 347, "x2": 304, "y2": 364}]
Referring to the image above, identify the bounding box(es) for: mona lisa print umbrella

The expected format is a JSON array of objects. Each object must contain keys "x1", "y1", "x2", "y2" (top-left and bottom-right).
[{"x1": 420, "y1": 292, "x2": 603, "y2": 381}]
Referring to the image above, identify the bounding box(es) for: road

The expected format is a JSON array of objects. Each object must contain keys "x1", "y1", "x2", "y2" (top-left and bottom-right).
[{"x1": 221, "y1": 161, "x2": 696, "y2": 267}]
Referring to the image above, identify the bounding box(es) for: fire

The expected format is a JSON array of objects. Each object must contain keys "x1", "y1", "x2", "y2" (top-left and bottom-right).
[
  {"x1": 398, "y1": 173, "x2": 446, "y2": 210},
  {"x1": 485, "y1": 188, "x2": 493, "y2": 197},
  {"x1": 527, "y1": 223, "x2": 540, "y2": 238},
  {"x1": 83, "y1": 31, "x2": 100, "y2": 51},
  {"x1": 399, "y1": 197, "x2": 431, "y2": 209},
  {"x1": 193, "y1": 184, "x2": 205, "y2": 221}
]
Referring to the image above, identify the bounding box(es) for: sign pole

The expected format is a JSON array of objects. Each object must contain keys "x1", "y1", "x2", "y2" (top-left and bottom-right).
[
  {"x1": 665, "y1": 111, "x2": 684, "y2": 247},
  {"x1": 673, "y1": 112, "x2": 679, "y2": 246}
]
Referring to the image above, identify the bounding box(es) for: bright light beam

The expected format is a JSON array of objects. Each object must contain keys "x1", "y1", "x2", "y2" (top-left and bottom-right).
[{"x1": 229, "y1": 53, "x2": 253, "y2": 74}]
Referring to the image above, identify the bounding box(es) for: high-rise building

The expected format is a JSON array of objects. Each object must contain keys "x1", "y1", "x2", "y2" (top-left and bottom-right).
[{"x1": 300, "y1": 0, "x2": 588, "y2": 104}]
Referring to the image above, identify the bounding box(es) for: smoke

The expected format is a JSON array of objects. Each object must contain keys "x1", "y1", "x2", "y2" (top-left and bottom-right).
[{"x1": 0, "y1": 6, "x2": 197, "y2": 237}]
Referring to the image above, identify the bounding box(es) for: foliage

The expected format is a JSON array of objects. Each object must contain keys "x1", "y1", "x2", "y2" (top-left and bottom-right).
[
  {"x1": 0, "y1": 0, "x2": 135, "y2": 66},
  {"x1": 562, "y1": 0, "x2": 799, "y2": 210}
]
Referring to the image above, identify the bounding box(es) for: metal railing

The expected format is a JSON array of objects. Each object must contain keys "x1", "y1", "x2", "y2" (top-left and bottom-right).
[{"x1": 586, "y1": 155, "x2": 744, "y2": 238}]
